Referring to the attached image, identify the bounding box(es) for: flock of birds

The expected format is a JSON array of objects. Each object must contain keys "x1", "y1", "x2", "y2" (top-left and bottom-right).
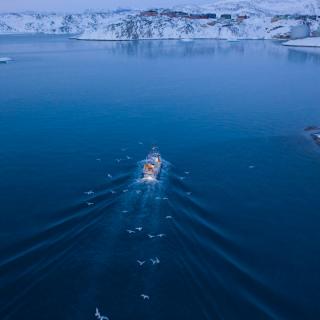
[
  {"x1": 89, "y1": 146, "x2": 256, "y2": 319},
  {"x1": 119, "y1": 203, "x2": 169, "y2": 305},
  {"x1": 85, "y1": 145, "x2": 191, "y2": 320}
]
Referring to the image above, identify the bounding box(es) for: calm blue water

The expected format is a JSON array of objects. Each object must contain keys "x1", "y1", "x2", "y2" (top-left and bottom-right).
[{"x1": 1, "y1": 35, "x2": 320, "y2": 320}]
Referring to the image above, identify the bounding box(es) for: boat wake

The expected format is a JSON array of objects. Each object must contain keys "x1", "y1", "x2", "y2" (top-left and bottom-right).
[{"x1": 0, "y1": 147, "x2": 278, "y2": 320}]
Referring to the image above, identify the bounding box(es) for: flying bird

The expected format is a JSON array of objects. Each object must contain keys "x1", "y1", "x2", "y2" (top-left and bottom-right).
[
  {"x1": 86, "y1": 202, "x2": 94, "y2": 206},
  {"x1": 123, "y1": 189, "x2": 128, "y2": 193},
  {"x1": 121, "y1": 210, "x2": 129, "y2": 213},
  {"x1": 84, "y1": 190, "x2": 95, "y2": 195},
  {"x1": 150, "y1": 257, "x2": 160, "y2": 265},
  {"x1": 110, "y1": 190, "x2": 116, "y2": 194},
  {"x1": 157, "y1": 234, "x2": 166, "y2": 238},
  {"x1": 127, "y1": 229, "x2": 135, "y2": 234},
  {"x1": 107, "y1": 173, "x2": 112, "y2": 178},
  {"x1": 141, "y1": 294, "x2": 150, "y2": 300},
  {"x1": 137, "y1": 260, "x2": 145, "y2": 266},
  {"x1": 148, "y1": 234, "x2": 156, "y2": 239},
  {"x1": 95, "y1": 308, "x2": 109, "y2": 320},
  {"x1": 165, "y1": 215, "x2": 173, "y2": 219},
  {"x1": 135, "y1": 227, "x2": 143, "y2": 231}
]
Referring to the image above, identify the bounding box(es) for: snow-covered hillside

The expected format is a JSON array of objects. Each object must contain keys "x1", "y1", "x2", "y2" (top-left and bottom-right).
[
  {"x1": 76, "y1": 14, "x2": 319, "y2": 41},
  {"x1": 0, "y1": 11, "x2": 131, "y2": 35},
  {"x1": 0, "y1": 0, "x2": 319, "y2": 40},
  {"x1": 195, "y1": 0, "x2": 320, "y2": 16}
]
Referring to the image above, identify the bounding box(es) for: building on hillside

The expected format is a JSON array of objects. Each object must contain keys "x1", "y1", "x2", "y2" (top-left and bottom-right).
[
  {"x1": 140, "y1": 10, "x2": 158, "y2": 17},
  {"x1": 237, "y1": 15, "x2": 249, "y2": 22},
  {"x1": 160, "y1": 10, "x2": 184, "y2": 18},
  {"x1": 189, "y1": 13, "x2": 216, "y2": 19},
  {"x1": 220, "y1": 14, "x2": 232, "y2": 19}
]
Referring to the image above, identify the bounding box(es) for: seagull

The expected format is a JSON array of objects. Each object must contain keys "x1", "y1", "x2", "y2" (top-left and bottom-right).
[
  {"x1": 179, "y1": 177, "x2": 186, "y2": 180},
  {"x1": 115, "y1": 158, "x2": 122, "y2": 163},
  {"x1": 148, "y1": 234, "x2": 156, "y2": 239},
  {"x1": 127, "y1": 229, "x2": 135, "y2": 234},
  {"x1": 137, "y1": 260, "x2": 145, "y2": 266},
  {"x1": 110, "y1": 190, "x2": 116, "y2": 194},
  {"x1": 138, "y1": 141, "x2": 143, "y2": 145},
  {"x1": 121, "y1": 210, "x2": 128, "y2": 213},
  {"x1": 249, "y1": 165, "x2": 255, "y2": 169},
  {"x1": 155, "y1": 196, "x2": 161, "y2": 200},
  {"x1": 107, "y1": 173, "x2": 112, "y2": 178},
  {"x1": 95, "y1": 308, "x2": 109, "y2": 320},
  {"x1": 123, "y1": 189, "x2": 128, "y2": 193},
  {"x1": 165, "y1": 215, "x2": 173, "y2": 219},
  {"x1": 150, "y1": 257, "x2": 160, "y2": 265},
  {"x1": 84, "y1": 190, "x2": 95, "y2": 195},
  {"x1": 135, "y1": 227, "x2": 143, "y2": 231},
  {"x1": 184, "y1": 171, "x2": 190, "y2": 175},
  {"x1": 126, "y1": 156, "x2": 132, "y2": 160},
  {"x1": 157, "y1": 233, "x2": 166, "y2": 238},
  {"x1": 162, "y1": 197, "x2": 168, "y2": 200},
  {"x1": 141, "y1": 294, "x2": 150, "y2": 300},
  {"x1": 86, "y1": 202, "x2": 94, "y2": 206}
]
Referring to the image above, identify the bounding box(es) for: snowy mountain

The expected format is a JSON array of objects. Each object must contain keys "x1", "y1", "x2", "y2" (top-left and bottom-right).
[{"x1": 0, "y1": 0, "x2": 319, "y2": 40}]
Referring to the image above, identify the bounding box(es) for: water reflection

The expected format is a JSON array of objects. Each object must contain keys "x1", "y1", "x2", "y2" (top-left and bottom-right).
[
  {"x1": 104, "y1": 39, "x2": 320, "y2": 65},
  {"x1": 287, "y1": 47, "x2": 320, "y2": 65},
  {"x1": 2, "y1": 35, "x2": 320, "y2": 65},
  {"x1": 108, "y1": 39, "x2": 233, "y2": 58}
]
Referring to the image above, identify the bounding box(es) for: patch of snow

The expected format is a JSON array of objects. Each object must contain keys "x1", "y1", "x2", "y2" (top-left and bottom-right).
[{"x1": 283, "y1": 37, "x2": 320, "y2": 47}]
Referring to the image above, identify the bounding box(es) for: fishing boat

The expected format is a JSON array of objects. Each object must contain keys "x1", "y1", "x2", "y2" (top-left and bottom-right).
[{"x1": 142, "y1": 147, "x2": 162, "y2": 181}]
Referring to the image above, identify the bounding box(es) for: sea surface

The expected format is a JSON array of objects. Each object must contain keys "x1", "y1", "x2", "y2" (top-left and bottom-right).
[{"x1": 1, "y1": 35, "x2": 320, "y2": 320}]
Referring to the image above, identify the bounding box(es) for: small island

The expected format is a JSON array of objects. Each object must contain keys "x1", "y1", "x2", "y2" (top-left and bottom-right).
[
  {"x1": 0, "y1": 57, "x2": 12, "y2": 63},
  {"x1": 304, "y1": 126, "x2": 320, "y2": 145}
]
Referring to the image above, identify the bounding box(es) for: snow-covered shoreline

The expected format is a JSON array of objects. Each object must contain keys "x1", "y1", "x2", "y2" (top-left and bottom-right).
[
  {"x1": 283, "y1": 37, "x2": 320, "y2": 47},
  {"x1": 0, "y1": 0, "x2": 319, "y2": 41}
]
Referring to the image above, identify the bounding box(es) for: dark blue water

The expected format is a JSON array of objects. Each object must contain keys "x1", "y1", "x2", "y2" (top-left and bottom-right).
[{"x1": 1, "y1": 35, "x2": 320, "y2": 320}]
